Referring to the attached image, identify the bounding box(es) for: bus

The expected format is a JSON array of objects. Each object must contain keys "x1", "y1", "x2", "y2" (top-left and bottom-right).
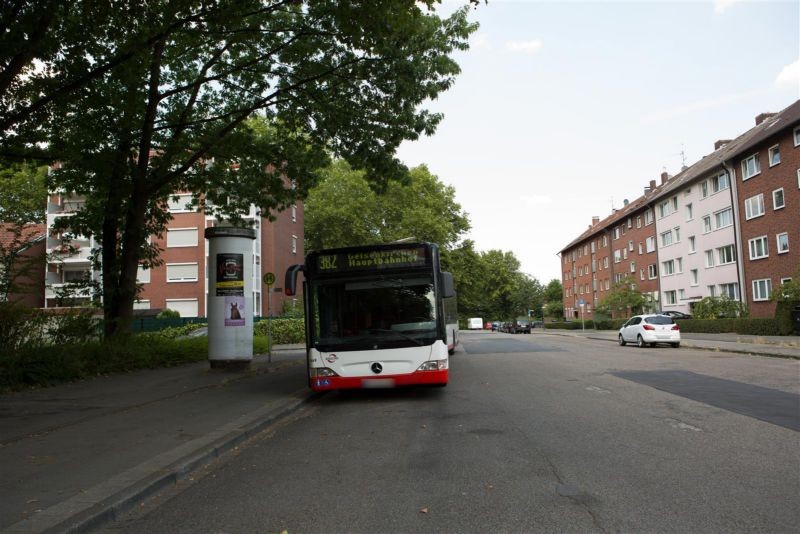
[{"x1": 285, "y1": 242, "x2": 458, "y2": 391}]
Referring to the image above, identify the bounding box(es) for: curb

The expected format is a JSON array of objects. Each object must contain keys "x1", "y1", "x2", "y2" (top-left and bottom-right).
[
  {"x1": 580, "y1": 334, "x2": 800, "y2": 360},
  {"x1": 4, "y1": 391, "x2": 319, "y2": 534}
]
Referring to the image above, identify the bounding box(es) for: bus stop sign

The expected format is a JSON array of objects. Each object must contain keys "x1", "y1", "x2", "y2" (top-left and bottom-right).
[{"x1": 263, "y1": 272, "x2": 275, "y2": 286}]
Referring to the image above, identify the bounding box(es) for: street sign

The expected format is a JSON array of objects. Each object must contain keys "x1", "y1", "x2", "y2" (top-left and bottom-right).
[
  {"x1": 263, "y1": 272, "x2": 276, "y2": 286},
  {"x1": 579, "y1": 298, "x2": 585, "y2": 307}
]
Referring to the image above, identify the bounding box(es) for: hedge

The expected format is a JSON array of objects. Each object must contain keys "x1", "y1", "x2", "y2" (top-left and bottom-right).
[
  {"x1": 253, "y1": 317, "x2": 305, "y2": 344},
  {"x1": 546, "y1": 317, "x2": 785, "y2": 336}
]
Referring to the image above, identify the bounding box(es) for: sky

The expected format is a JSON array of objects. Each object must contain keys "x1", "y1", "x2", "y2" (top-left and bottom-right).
[{"x1": 395, "y1": 0, "x2": 800, "y2": 284}]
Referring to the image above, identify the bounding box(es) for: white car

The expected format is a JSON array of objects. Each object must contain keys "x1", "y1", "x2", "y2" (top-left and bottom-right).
[{"x1": 618, "y1": 314, "x2": 681, "y2": 348}]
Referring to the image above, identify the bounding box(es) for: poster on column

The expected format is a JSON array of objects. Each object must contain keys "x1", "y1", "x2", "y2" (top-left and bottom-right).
[
  {"x1": 225, "y1": 295, "x2": 246, "y2": 327},
  {"x1": 216, "y1": 253, "x2": 244, "y2": 296}
]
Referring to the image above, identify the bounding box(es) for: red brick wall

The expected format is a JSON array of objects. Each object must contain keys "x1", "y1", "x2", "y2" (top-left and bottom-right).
[{"x1": 735, "y1": 126, "x2": 800, "y2": 317}]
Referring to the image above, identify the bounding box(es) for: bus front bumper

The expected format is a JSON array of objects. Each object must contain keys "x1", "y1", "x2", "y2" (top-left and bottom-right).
[{"x1": 310, "y1": 369, "x2": 448, "y2": 391}]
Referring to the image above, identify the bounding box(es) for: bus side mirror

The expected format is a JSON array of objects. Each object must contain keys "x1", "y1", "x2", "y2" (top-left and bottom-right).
[
  {"x1": 285, "y1": 264, "x2": 305, "y2": 296},
  {"x1": 441, "y1": 271, "x2": 455, "y2": 298}
]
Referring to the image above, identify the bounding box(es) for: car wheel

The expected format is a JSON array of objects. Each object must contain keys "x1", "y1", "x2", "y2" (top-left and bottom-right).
[
  {"x1": 637, "y1": 335, "x2": 646, "y2": 348},
  {"x1": 618, "y1": 334, "x2": 626, "y2": 346},
  {"x1": 672, "y1": 342, "x2": 680, "y2": 348}
]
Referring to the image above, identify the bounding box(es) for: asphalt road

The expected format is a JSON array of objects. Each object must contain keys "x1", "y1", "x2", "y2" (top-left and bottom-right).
[{"x1": 103, "y1": 331, "x2": 800, "y2": 533}]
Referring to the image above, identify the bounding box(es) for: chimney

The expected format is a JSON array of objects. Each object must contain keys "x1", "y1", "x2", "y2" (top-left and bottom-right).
[
  {"x1": 649, "y1": 179, "x2": 657, "y2": 190},
  {"x1": 623, "y1": 199, "x2": 629, "y2": 206},
  {"x1": 660, "y1": 172, "x2": 669, "y2": 184},
  {"x1": 755, "y1": 112, "x2": 776, "y2": 126},
  {"x1": 644, "y1": 186, "x2": 651, "y2": 195},
  {"x1": 714, "y1": 139, "x2": 731, "y2": 150},
  {"x1": 592, "y1": 216, "x2": 600, "y2": 226}
]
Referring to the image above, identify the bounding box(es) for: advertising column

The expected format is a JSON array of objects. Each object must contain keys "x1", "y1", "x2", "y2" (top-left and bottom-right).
[{"x1": 205, "y1": 226, "x2": 257, "y2": 368}]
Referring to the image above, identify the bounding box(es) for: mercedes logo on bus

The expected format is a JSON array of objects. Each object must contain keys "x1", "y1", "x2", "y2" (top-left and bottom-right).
[{"x1": 370, "y1": 362, "x2": 383, "y2": 374}]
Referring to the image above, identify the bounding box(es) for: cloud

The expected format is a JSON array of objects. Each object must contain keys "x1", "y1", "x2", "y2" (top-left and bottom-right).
[
  {"x1": 775, "y1": 58, "x2": 800, "y2": 87},
  {"x1": 521, "y1": 194, "x2": 553, "y2": 205},
  {"x1": 713, "y1": 0, "x2": 745, "y2": 14},
  {"x1": 641, "y1": 91, "x2": 759, "y2": 122},
  {"x1": 506, "y1": 39, "x2": 543, "y2": 55}
]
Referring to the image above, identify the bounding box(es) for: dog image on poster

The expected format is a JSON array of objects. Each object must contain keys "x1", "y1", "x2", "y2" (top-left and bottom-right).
[{"x1": 224, "y1": 296, "x2": 246, "y2": 327}]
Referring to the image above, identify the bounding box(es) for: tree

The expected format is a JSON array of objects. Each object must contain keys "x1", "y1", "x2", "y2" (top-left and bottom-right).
[
  {"x1": 305, "y1": 160, "x2": 470, "y2": 251},
  {"x1": 692, "y1": 296, "x2": 747, "y2": 319},
  {"x1": 0, "y1": 162, "x2": 47, "y2": 301},
  {"x1": 544, "y1": 279, "x2": 563, "y2": 304},
  {"x1": 597, "y1": 276, "x2": 646, "y2": 318},
  {"x1": 511, "y1": 274, "x2": 543, "y2": 320},
  {"x1": 2, "y1": 2, "x2": 478, "y2": 336}
]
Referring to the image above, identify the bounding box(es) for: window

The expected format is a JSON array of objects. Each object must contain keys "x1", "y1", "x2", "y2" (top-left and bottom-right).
[
  {"x1": 636, "y1": 216, "x2": 642, "y2": 228},
  {"x1": 662, "y1": 259, "x2": 675, "y2": 275},
  {"x1": 717, "y1": 244, "x2": 735, "y2": 265},
  {"x1": 708, "y1": 285, "x2": 717, "y2": 297},
  {"x1": 752, "y1": 279, "x2": 772, "y2": 301},
  {"x1": 720, "y1": 283, "x2": 739, "y2": 300},
  {"x1": 623, "y1": 248, "x2": 628, "y2": 260},
  {"x1": 627, "y1": 218, "x2": 632, "y2": 228},
  {"x1": 292, "y1": 235, "x2": 298, "y2": 254},
  {"x1": 638, "y1": 243, "x2": 643, "y2": 255},
  {"x1": 133, "y1": 300, "x2": 151, "y2": 310},
  {"x1": 679, "y1": 289, "x2": 685, "y2": 300},
  {"x1": 136, "y1": 265, "x2": 150, "y2": 284},
  {"x1": 591, "y1": 241, "x2": 595, "y2": 254},
  {"x1": 603, "y1": 235, "x2": 608, "y2": 247},
  {"x1": 700, "y1": 180, "x2": 709, "y2": 198},
  {"x1": 613, "y1": 227, "x2": 620, "y2": 240},
  {"x1": 795, "y1": 126, "x2": 800, "y2": 147},
  {"x1": 741, "y1": 154, "x2": 760, "y2": 180},
  {"x1": 614, "y1": 250, "x2": 621, "y2": 263},
  {"x1": 166, "y1": 263, "x2": 199, "y2": 282},
  {"x1": 688, "y1": 236, "x2": 696, "y2": 253},
  {"x1": 714, "y1": 208, "x2": 733, "y2": 229},
  {"x1": 664, "y1": 290, "x2": 677, "y2": 305},
  {"x1": 584, "y1": 245, "x2": 589, "y2": 255},
  {"x1": 686, "y1": 203, "x2": 693, "y2": 220},
  {"x1": 604, "y1": 257, "x2": 609, "y2": 268},
  {"x1": 166, "y1": 228, "x2": 198, "y2": 248},
  {"x1": 676, "y1": 257, "x2": 683, "y2": 273},
  {"x1": 768, "y1": 145, "x2": 780, "y2": 167},
  {"x1": 777, "y1": 232, "x2": 789, "y2": 254},
  {"x1": 772, "y1": 188, "x2": 785, "y2": 210},
  {"x1": 705, "y1": 250, "x2": 715, "y2": 268},
  {"x1": 710, "y1": 172, "x2": 729, "y2": 193},
  {"x1": 168, "y1": 194, "x2": 194, "y2": 213},
  {"x1": 690, "y1": 269, "x2": 698, "y2": 286},
  {"x1": 165, "y1": 298, "x2": 199, "y2": 317},
  {"x1": 615, "y1": 273, "x2": 625, "y2": 283},
  {"x1": 291, "y1": 204, "x2": 297, "y2": 222},
  {"x1": 658, "y1": 198, "x2": 676, "y2": 218},
  {"x1": 674, "y1": 226, "x2": 680, "y2": 242},
  {"x1": 640, "y1": 268, "x2": 645, "y2": 281},
  {"x1": 661, "y1": 230, "x2": 673, "y2": 247},
  {"x1": 648, "y1": 264, "x2": 657, "y2": 279},
  {"x1": 628, "y1": 240, "x2": 634, "y2": 252},
  {"x1": 578, "y1": 266, "x2": 583, "y2": 276},
  {"x1": 645, "y1": 210, "x2": 654, "y2": 225},
  {"x1": 748, "y1": 236, "x2": 768, "y2": 260},
  {"x1": 744, "y1": 194, "x2": 765, "y2": 220},
  {"x1": 646, "y1": 236, "x2": 655, "y2": 253},
  {"x1": 703, "y1": 216, "x2": 712, "y2": 233},
  {"x1": 630, "y1": 261, "x2": 635, "y2": 273}
]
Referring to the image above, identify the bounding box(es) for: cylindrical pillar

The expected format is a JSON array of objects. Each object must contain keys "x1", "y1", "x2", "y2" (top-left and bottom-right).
[{"x1": 205, "y1": 226, "x2": 257, "y2": 368}]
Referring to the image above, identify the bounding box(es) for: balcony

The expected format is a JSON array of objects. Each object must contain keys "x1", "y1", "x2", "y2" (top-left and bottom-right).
[{"x1": 45, "y1": 284, "x2": 93, "y2": 300}]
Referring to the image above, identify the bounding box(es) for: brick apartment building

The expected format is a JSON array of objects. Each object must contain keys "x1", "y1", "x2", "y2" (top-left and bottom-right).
[
  {"x1": 560, "y1": 178, "x2": 663, "y2": 320},
  {"x1": 1, "y1": 223, "x2": 46, "y2": 307},
  {"x1": 559, "y1": 99, "x2": 799, "y2": 320},
  {"x1": 44, "y1": 192, "x2": 303, "y2": 318}
]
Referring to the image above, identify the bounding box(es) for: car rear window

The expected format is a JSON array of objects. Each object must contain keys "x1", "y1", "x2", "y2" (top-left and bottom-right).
[{"x1": 645, "y1": 316, "x2": 674, "y2": 325}]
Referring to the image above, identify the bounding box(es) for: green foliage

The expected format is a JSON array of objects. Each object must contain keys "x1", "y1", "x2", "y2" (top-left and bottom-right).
[
  {"x1": 774, "y1": 300, "x2": 800, "y2": 335},
  {"x1": 0, "y1": 302, "x2": 99, "y2": 353},
  {"x1": 546, "y1": 321, "x2": 591, "y2": 330},
  {"x1": 544, "y1": 300, "x2": 564, "y2": 321},
  {"x1": 305, "y1": 161, "x2": 470, "y2": 251},
  {"x1": 691, "y1": 296, "x2": 748, "y2": 319},
  {"x1": 140, "y1": 322, "x2": 206, "y2": 339},
  {"x1": 593, "y1": 318, "x2": 627, "y2": 331},
  {"x1": 280, "y1": 299, "x2": 305, "y2": 319},
  {"x1": 772, "y1": 266, "x2": 800, "y2": 302},
  {"x1": 156, "y1": 309, "x2": 181, "y2": 319},
  {"x1": 2, "y1": 2, "x2": 478, "y2": 336},
  {"x1": 597, "y1": 276, "x2": 646, "y2": 317},
  {"x1": 254, "y1": 318, "x2": 305, "y2": 345},
  {"x1": 544, "y1": 279, "x2": 563, "y2": 304},
  {"x1": 677, "y1": 318, "x2": 781, "y2": 336}
]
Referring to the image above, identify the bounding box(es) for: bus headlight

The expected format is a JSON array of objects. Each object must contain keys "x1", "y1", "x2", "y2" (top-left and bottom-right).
[
  {"x1": 310, "y1": 367, "x2": 339, "y2": 377},
  {"x1": 417, "y1": 360, "x2": 447, "y2": 372}
]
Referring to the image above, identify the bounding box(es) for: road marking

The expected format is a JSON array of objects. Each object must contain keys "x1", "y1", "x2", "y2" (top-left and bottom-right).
[
  {"x1": 585, "y1": 386, "x2": 610, "y2": 394},
  {"x1": 663, "y1": 418, "x2": 702, "y2": 432}
]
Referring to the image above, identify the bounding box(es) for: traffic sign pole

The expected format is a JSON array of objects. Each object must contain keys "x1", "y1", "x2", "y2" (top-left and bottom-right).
[{"x1": 263, "y1": 272, "x2": 275, "y2": 362}]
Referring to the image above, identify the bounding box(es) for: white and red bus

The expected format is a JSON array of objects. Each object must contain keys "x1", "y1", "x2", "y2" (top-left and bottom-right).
[{"x1": 285, "y1": 242, "x2": 458, "y2": 391}]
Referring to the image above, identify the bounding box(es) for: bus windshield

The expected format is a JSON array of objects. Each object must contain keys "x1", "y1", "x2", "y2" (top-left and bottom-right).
[{"x1": 311, "y1": 274, "x2": 438, "y2": 351}]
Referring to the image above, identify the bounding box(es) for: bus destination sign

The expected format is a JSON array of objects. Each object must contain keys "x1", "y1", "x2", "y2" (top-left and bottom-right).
[{"x1": 316, "y1": 247, "x2": 429, "y2": 273}]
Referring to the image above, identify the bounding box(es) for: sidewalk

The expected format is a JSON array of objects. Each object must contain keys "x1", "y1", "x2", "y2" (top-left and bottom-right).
[
  {"x1": 534, "y1": 328, "x2": 800, "y2": 359},
  {"x1": 0, "y1": 345, "x2": 313, "y2": 534}
]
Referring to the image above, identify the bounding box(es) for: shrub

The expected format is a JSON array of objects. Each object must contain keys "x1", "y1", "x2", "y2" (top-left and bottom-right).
[
  {"x1": 593, "y1": 319, "x2": 627, "y2": 331},
  {"x1": 774, "y1": 300, "x2": 800, "y2": 336},
  {"x1": 677, "y1": 318, "x2": 781, "y2": 336},
  {"x1": 692, "y1": 296, "x2": 747, "y2": 319},
  {"x1": 254, "y1": 317, "x2": 305, "y2": 344},
  {"x1": 157, "y1": 308, "x2": 181, "y2": 319}
]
